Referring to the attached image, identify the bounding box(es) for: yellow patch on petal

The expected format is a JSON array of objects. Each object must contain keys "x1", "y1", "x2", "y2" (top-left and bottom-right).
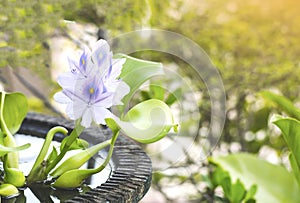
[{"x1": 89, "y1": 88, "x2": 95, "y2": 94}]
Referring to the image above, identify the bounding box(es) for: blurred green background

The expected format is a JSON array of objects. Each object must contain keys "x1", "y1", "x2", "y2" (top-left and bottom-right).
[{"x1": 1, "y1": 0, "x2": 300, "y2": 202}]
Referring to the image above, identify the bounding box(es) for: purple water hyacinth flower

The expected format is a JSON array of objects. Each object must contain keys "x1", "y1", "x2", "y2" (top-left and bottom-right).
[{"x1": 54, "y1": 40, "x2": 129, "y2": 127}]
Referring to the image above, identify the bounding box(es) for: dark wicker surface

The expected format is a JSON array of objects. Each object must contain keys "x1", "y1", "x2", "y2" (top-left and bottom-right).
[{"x1": 19, "y1": 112, "x2": 152, "y2": 203}]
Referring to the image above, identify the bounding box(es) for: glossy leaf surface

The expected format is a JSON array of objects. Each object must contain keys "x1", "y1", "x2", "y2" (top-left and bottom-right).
[
  {"x1": 210, "y1": 153, "x2": 300, "y2": 203},
  {"x1": 272, "y1": 115, "x2": 300, "y2": 187},
  {"x1": 0, "y1": 92, "x2": 28, "y2": 135},
  {"x1": 115, "y1": 54, "x2": 164, "y2": 112},
  {"x1": 108, "y1": 99, "x2": 176, "y2": 143}
]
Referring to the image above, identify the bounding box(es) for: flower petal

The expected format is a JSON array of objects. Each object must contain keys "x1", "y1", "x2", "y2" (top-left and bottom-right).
[
  {"x1": 78, "y1": 46, "x2": 92, "y2": 76},
  {"x1": 93, "y1": 106, "x2": 113, "y2": 125},
  {"x1": 94, "y1": 92, "x2": 114, "y2": 108},
  {"x1": 54, "y1": 39, "x2": 129, "y2": 125},
  {"x1": 54, "y1": 92, "x2": 72, "y2": 104},
  {"x1": 81, "y1": 107, "x2": 93, "y2": 127},
  {"x1": 113, "y1": 81, "x2": 130, "y2": 105},
  {"x1": 67, "y1": 57, "x2": 79, "y2": 74},
  {"x1": 108, "y1": 58, "x2": 126, "y2": 79},
  {"x1": 71, "y1": 100, "x2": 87, "y2": 120},
  {"x1": 91, "y1": 40, "x2": 112, "y2": 74},
  {"x1": 57, "y1": 73, "x2": 76, "y2": 89},
  {"x1": 66, "y1": 103, "x2": 75, "y2": 119}
]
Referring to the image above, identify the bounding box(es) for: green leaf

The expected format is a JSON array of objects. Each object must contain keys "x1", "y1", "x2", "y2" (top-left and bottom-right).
[
  {"x1": 47, "y1": 146, "x2": 58, "y2": 164},
  {"x1": 0, "y1": 129, "x2": 3, "y2": 145},
  {"x1": 272, "y1": 115, "x2": 300, "y2": 187},
  {"x1": 165, "y1": 88, "x2": 182, "y2": 106},
  {"x1": 140, "y1": 90, "x2": 151, "y2": 101},
  {"x1": 211, "y1": 166, "x2": 254, "y2": 203},
  {"x1": 109, "y1": 99, "x2": 176, "y2": 143},
  {"x1": 289, "y1": 153, "x2": 300, "y2": 188},
  {"x1": 51, "y1": 140, "x2": 110, "y2": 177},
  {"x1": 0, "y1": 92, "x2": 28, "y2": 168},
  {"x1": 150, "y1": 83, "x2": 165, "y2": 100},
  {"x1": 260, "y1": 91, "x2": 300, "y2": 120},
  {"x1": 0, "y1": 143, "x2": 30, "y2": 157},
  {"x1": 115, "y1": 54, "x2": 164, "y2": 113},
  {"x1": 211, "y1": 166, "x2": 230, "y2": 188},
  {"x1": 60, "y1": 137, "x2": 89, "y2": 151},
  {"x1": 0, "y1": 92, "x2": 28, "y2": 135},
  {"x1": 244, "y1": 185, "x2": 258, "y2": 202},
  {"x1": 210, "y1": 153, "x2": 300, "y2": 203},
  {"x1": 230, "y1": 179, "x2": 246, "y2": 203},
  {"x1": 220, "y1": 176, "x2": 231, "y2": 199},
  {"x1": 0, "y1": 183, "x2": 19, "y2": 197},
  {"x1": 52, "y1": 167, "x2": 94, "y2": 189},
  {"x1": 249, "y1": 107, "x2": 270, "y2": 133},
  {"x1": 105, "y1": 117, "x2": 120, "y2": 134},
  {"x1": 4, "y1": 167, "x2": 26, "y2": 187}
]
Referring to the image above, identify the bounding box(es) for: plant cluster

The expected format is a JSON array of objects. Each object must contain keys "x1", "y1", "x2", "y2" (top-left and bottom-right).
[{"x1": 0, "y1": 39, "x2": 177, "y2": 198}]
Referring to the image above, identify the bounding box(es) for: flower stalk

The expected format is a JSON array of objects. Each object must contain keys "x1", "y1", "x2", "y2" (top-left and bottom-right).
[
  {"x1": 27, "y1": 126, "x2": 68, "y2": 184},
  {"x1": 45, "y1": 122, "x2": 84, "y2": 174},
  {"x1": 52, "y1": 127, "x2": 119, "y2": 188}
]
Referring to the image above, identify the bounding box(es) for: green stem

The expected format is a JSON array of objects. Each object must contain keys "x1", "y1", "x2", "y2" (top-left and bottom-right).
[
  {"x1": 79, "y1": 129, "x2": 119, "y2": 176},
  {"x1": 27, "y1": 126, "x2": 68, "y2": 183},
  {"x1": 32, "y1": 127, "x2": 68, "y2": 171},
  {"x1": 92, "y1": 130, "x2": 119, "y2": 174},
  {"x1": 45, "y1": 121, "x2": 84, "y2": 174}
]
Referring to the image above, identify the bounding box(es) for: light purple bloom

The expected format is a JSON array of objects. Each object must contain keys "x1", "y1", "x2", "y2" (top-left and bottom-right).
[{"x1": 54, "y1": 40, "x2": 129, "y2": 127}]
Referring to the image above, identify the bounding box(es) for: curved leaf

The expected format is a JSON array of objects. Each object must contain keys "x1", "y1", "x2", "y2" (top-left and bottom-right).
[
  {"x1": 229, "y1": 179, "x2": 246, "y2": 203},
  {"x1": 260, "y1": 91, "x2": 300, "y2": 120},
  {"x1": 4, "y1": 167, "x2": 26, "y2": 187},
  {"x1": 114, "y1": 54, "x2": 164, "y2": 112},
  {"x1": 0, "y1": 143, "x2": 30, "y2": 157},
  {"x1": 0, "y1": 92, "x2": 27, "y2": 168},
  {"x1": 47, "y1": 146, "x2": 58, "y2": 165},
  {"x1": 165, "y1": 87, "x2": 182, "y2": 106},
  {"x1": 244, "y1": 184, "x2": 257, "y2": 202},
  {"x1": 0, "y1": 92, "x2": 28, "y2": 135},
  {"x1": 0, "y1": 183, "x2": 19, "y2": 197},
  {"x1": 272, "y1": 115, "x2": 300, "y2": 187},
  {"x1": 60, "y1": 137, "x2": 89, "y2": 151},
  {"x1": 107, "y1": 99, "x2": 177, "y2": 143},
  {"x1": 210, "y1": 153, "x2": 300, "y2": 203},
  {"x1": 51, "y1": 139, "x2": 110, "y2": 177}
]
